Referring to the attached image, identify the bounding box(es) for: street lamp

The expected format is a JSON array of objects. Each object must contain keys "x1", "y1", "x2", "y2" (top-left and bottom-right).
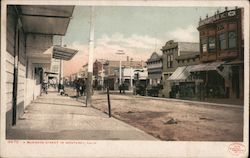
[{"x1": 116, "y1": 50, "x2": 125, "y2": 85}]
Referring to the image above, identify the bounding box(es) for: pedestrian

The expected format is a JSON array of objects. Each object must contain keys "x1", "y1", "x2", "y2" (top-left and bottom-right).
[
  {"x1": 80, "y1": 79, "x2": 85, "y2": 96},
  {"x1": 122, "y1": 83, "x2": 125, "y2": 94},
  {"x1": 119, "y1": 84, "x2": 122, "y2": 93},
  {"x1": 42, "y1": 79, "x2": 48, "y2": 94}
]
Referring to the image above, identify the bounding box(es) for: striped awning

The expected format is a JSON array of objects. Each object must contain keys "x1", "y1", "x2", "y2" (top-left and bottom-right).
[
  {"x1": 52, "y1": 46, "x2": 78, "y2": 60},
  {"x1": 167, "y1": 66, "x2": 190, "y2": 82}
]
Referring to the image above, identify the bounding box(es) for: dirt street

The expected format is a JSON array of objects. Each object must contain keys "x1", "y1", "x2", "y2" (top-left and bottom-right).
[{"x1": 91, "y1": 92, "x2": 243, "y2": 141}]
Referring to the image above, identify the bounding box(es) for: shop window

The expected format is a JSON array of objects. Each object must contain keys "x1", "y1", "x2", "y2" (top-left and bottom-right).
[
  {"x1": 228, "y1": 31, "x2": 237, "y2": 48},
  {"x1": 219, "y1": 33, "x2": 227, "y2": 50},
  {"x1": 208, "y1": 36, "x2": 216, "y2": 52}
]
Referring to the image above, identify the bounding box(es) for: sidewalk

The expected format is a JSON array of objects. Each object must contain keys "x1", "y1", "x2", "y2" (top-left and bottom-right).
[{"x1": 6, "y1": 92, "x2": 157, "y2": 140}]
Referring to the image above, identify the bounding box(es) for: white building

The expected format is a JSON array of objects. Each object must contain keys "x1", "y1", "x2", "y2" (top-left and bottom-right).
[{"x1": 1, "y1": 5, "x2": 77, "y2": 128}]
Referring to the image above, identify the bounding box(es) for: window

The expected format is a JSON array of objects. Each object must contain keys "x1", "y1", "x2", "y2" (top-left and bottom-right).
[
  {"x1": 219, "y1": 33, "x2": 227, "y2": 50},
  {"x1": 167, "y1": 54, "x2": 174, "y2": 68},
  {"x1": 201, "y1": 38, "x2": 207, "y2": 52},
  {"x1": 228, "y1": 31, "x2": 237, "y2": 48},
  {"x1": 208, "y1": 37, "x2": 216, "y2": 51},
  {"x1": 217, "y1": 24, "x2": 224, "y2": 31}
]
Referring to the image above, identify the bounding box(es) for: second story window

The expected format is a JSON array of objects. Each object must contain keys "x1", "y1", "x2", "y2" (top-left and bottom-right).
[
  {"x1": 219, "y1": 33, "x2": 227, "y2": 50},
  {"x1": 208, "y1": 37, "x2": 216, "y2": 52},
  {"x1": 167, "y1": 54, "x2": 174, "y2": 68},
  {"x1": 228, "y1": 31, "x2": 237, "y2": 49}
]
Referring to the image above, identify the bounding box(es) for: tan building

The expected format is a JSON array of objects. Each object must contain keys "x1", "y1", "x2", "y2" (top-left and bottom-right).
[{"x1": 161, "y1": 40, "x2": 199, "y2": 97}]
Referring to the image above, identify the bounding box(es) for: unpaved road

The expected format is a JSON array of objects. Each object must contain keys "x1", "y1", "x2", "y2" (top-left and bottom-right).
[{"x1": 91, "y1": 92, "x2": 243, "y2": 141}]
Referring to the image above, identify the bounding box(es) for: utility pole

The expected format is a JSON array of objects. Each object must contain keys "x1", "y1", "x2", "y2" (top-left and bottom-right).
[{"x1": 86, "y1": 6, "x2": 95, "y2": 106}]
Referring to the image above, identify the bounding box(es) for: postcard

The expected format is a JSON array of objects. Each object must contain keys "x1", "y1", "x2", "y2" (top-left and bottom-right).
[{"x1": 0, "y1": 0, "x2": 249, "y2": 157}]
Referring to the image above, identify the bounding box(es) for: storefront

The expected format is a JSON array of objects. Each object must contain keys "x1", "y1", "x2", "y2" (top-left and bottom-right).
[{"x1": 168, "y1": 62, "x2": 227, "y2": 99}]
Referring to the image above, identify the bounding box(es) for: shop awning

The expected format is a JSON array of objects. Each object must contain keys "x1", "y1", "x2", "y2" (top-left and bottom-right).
[
  {"x1": 168, "y1": 66, "x2": 190, "y2": 82},
  {"x1": 189, "y1": 61, "x2": 225, "y2": 72},
  {"x1": 18, "y1": 5, "x2": 74, "y2": 35},
  {"x1": 223, "y1": 60, "x2": 244, "y2": 65},
  {"x1": 44, "y1": 71, "x2": 58, "y2": 75},
  {"x1": 52, "y1": 46, "x2": 78, "y2": 61}
]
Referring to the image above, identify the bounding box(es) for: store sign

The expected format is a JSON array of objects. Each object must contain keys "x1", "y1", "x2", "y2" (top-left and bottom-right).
[{"x1": 199, "y1": 10, "x2": 237, "y2": 26}]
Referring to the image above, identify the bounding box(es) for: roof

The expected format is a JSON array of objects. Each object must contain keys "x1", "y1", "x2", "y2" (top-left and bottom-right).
[
  {"x1": 223, "y1": 60, "x2": 244, "y2": 65},
  {"x1": 189, "y1": 61, "x2": 225, "y2": 72},
  {"x1": 168, "y1": 66, "x2": 190, "y2": 82},
  {"x1": 18, "y1": 5, "x2": 74, "y2": 35},
  {"x1": 168, "y1": 61, "x2": 225, "y2": 82},
  {"x1": 147, "y1": 52, "x2": 162, "y2": 63},
  {"x1": 161, "y1": 40, "x2": 199, "y2": 52},
  {"x1": 52, "y1": 45, "x2": 78, "y2": 60},
  {"x1": 176, "y1": 51, "x2": 200, "y2": 60}
]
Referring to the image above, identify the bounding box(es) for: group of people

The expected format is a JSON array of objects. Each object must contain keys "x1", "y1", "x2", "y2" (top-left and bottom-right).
[{"x1": 73, "y1": 78, "x2": 86, "y2": 97}]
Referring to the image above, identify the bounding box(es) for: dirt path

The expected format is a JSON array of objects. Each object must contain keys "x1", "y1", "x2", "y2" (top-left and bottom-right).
[{"x1": 92, "y1": 93, "x2": 243, "y2": 141}]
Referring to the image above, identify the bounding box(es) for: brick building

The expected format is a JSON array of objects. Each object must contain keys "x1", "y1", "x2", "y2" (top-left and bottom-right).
[{"x1": 196, "y1": 7, "x2": 244, "y2": 99}]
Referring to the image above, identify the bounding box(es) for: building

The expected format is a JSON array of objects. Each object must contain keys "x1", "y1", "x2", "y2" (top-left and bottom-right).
[
  {"x1": 196, "y1": 7, "x2": 244, "y2": 99},
  {"x1": 146, "y1": 52, "x2": 163, "y2": 86},
  {"x1": 161, "y1": 40, "x2": 199, "y2": 97},
  {"x1": 2, "y1": 5, "x2": 76, "y2": 128},
  {"x1": 167, "y1": 51, "x2": 200, "y2": 98},
  {"x1": 103, "y1": 59, "x2": 145, "y2": 90},
  {"x1": 93, "y1": 60, "x2": 104, "y2": 88},
  {"x1": 80, "y1": 64, "x2": 88, "y2": 79}
]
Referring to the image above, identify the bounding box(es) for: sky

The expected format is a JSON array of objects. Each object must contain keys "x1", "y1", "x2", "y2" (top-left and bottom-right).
[{"x1": 61, "y1": 6, "x2": 228, "y2": 76}]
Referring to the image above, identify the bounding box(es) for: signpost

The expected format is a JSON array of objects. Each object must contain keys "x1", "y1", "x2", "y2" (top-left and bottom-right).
[{"x1": 107, "y1": 77, "x2": 111, "y2": 117}]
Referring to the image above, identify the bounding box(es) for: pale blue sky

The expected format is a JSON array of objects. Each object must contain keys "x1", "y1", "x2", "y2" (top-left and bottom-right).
[
  {"x1": 62, "y1": 6, "x2": 231, "y2": 75},
  {"x1": 64, "y1": 6, "x2": 228, "y2": 45}
]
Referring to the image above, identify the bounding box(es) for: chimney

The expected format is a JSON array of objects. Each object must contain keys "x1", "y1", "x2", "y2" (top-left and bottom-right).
[
  {"x1": 225, "y1": 7, "x2": 228, "y2": 11},
  {"x1": 217, "y1": 9, "x2": 220, "y2": 14},
  {"x1": 127, "y1": 56, "x2": 129, "y2": 62}
]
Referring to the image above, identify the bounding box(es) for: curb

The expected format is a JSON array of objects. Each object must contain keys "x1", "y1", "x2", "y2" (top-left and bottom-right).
[
  {"x1": 95, "y1": 91, "x2": 243, "y2": 109},
  {"x1": 134, "y1": 95, "x2": 243, "y2": 109}
]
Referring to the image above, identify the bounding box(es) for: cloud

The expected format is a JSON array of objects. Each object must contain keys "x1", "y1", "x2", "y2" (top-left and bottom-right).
[
  {"x1": 166, "y1": 25, "x2": 199, "y2": 42},
  {"x1": 63, "y1": 33, "x2": 165, "y2": 76},
  {"x1": 97, "y1": 33, "x2": 163, "y2": 50}
]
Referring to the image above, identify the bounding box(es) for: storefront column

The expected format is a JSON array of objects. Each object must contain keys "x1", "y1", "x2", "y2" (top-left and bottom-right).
[{"x1": 239, "y1": 65, "x2": 244, "y2": 99}]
